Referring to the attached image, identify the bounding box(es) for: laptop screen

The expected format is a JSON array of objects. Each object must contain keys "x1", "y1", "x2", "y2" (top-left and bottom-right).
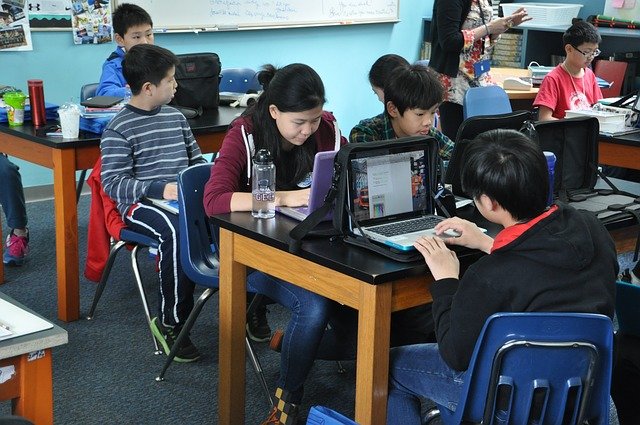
[{"x1": 346, "y1": 142, "x2": 432, "y2": 227}]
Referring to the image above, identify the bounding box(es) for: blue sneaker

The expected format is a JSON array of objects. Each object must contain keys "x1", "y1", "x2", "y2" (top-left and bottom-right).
[{"x1": 3, "y1": 230, "x2": 29, "y2": 266}]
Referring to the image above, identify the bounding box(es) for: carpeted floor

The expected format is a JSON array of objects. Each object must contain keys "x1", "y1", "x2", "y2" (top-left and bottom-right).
[{"x1": 0, "y1": 197, "x2": 355, "y2": 424}]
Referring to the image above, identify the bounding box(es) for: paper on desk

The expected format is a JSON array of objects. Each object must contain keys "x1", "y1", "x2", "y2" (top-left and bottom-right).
[
  {"x1": 0, "y1": 365, "x2": 15, "y2": 384},
  {"x1": 0, "y1": 298, "x2": 53, "y2": 341}
]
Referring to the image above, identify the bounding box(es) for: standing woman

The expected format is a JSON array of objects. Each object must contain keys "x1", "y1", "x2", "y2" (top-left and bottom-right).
[
  {"x1": 429, "y1": 0, "x2": 530, "y2": 140},
  {"x1": 203, "y1": 63, "x2": 352, "y2": 425}
]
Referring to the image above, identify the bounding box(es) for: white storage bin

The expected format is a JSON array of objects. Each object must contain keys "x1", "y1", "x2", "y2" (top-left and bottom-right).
[
  {"x1": 501, "y1": 3, "x2": 582, "y2": 28},
  {"x1": 564, "y1": 109, "x2": 626, "y2": 134}
]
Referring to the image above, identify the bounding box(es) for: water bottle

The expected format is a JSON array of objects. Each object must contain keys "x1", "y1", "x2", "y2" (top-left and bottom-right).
[
  {"x1": 27, "y1": 79, "x2": 46, "y2": 127},
  {"x1": 252, "y1": 149, "x2": 276, "y2": 218},
  {"x1": 543, "y1": 151, "x2": 556, "y2": 206}
]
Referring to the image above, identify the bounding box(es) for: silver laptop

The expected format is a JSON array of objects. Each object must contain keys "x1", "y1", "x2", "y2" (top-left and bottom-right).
[
  {"x1": 346, "y1": 142, "x2": 454, "y2": 251},
  {"x1": 278, "y1": 150, "x2": 337, "y2": 221}
]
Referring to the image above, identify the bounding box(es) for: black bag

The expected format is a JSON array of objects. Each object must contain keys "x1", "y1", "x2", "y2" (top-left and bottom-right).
[
  {"x1": 171, "y1": 53, "x2": 221, "y2": 112},
  {"x1": 532, "y1": 117, "x2": 640, "y2": 262},
  {"x1": 289, "y1": 136, "x2": 441, "y2": 262}
]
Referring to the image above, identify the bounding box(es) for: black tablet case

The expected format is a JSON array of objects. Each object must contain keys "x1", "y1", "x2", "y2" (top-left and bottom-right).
[{"x1": 80, "y1": 96, "x2": 123, "y2": 108}]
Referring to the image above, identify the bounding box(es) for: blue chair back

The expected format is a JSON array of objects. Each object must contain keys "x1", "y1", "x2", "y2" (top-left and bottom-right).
[
  {"x1": 177, "y1": 162, "x2": 219, "y2": 287},
  {"x1": 219, "y1": 68, "x2": 261, "y2": 93},
  {"x1": 306, "y1": 406, "x2": 357, "y2": 425},
  {"x1": 438, "y1": 313, "x2": 614, "y2": 425},
  {"x1": 80, "y1": 83, "x2": 99, "y2": 101},
  {"x1": 616, "y1": 280, "x2": 640, "y2": 337},
  {"x1": 463, "y1": 85, "x2": 512, "y2": 119}
]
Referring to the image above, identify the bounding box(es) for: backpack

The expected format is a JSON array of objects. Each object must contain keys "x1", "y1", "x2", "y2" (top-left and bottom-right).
[
  {"x1": 171, "y1": 53, "x2": 221, "y2": 116},
  {"x1": 289, "y1": 136, "x2": 441, "y2": 262}
]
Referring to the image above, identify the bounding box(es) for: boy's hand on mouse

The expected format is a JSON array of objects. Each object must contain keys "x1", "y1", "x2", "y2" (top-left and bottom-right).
[
  {"x1": 414, "y1": 236, "x2": 459, "y2": 280},
  {"x1": 434, "y1": 217, "x2": 493, "y2": 253}
]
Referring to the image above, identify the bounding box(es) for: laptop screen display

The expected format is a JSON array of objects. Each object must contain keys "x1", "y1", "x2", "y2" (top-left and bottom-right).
[{"x1": 347, "y1": 145, "x2": 431, "y2": 226}]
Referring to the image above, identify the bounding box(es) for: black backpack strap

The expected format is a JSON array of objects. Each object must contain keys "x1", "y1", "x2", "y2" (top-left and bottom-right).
[{"x1": 288, "y1": 200, "x2": 339, "y2": 253}]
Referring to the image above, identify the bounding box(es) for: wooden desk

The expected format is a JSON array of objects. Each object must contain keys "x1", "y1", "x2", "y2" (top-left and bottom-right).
[
  {"x1": 599, "y1": 131, "x2": 640, "y2": 171},
  {"x1": 0, "y1": 106, "x2": 240, "y2": 321},
  {"x1": 0, "y1": 292, "x2": 68, "y2": 425},
  {"x1": 213, "y1": 213, "x2": 484, "y2": 425}
]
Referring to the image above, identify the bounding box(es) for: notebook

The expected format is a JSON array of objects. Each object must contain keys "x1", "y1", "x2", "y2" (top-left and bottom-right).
[
  {"x1": 278, "y1": 150, "x2": 337, "y2": 221},
  {"x1": 146, "y1": 198, "x2": 179, "y2": 214},
  {"x1": 345, "y1": 141, "x2": 457, "y2": 251}
]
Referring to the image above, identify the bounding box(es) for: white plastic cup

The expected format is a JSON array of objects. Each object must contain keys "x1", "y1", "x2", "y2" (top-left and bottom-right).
[{"x1": 58, "y1": 108, "x2": 80, "y2": 139}]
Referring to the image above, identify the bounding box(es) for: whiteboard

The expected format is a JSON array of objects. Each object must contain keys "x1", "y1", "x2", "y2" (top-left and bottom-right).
[{"x1": 113, "y1": 0, "x2": 399, "y2": 32}]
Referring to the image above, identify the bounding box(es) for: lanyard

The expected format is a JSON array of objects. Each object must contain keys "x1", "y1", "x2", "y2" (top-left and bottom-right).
[{"x1": 476, "y1": 0, "x2": 490, "y2": 54}]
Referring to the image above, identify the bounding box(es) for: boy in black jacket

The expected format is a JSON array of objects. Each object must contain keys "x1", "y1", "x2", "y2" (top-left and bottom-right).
[{"x1": 386, "y1": 129, "x2": 617, "y2": 424}]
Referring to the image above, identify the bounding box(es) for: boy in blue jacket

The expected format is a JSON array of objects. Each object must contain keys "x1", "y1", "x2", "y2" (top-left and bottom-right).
[{"x1": 96, "y1": 3, "x2": 153, "y2": 97}]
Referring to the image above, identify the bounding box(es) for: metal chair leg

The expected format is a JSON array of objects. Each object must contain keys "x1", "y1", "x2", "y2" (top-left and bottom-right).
[
  {"x1": 76, "y1": 169, "x2": 88, "y2": 203},
  {"x1": 246, "y1": 336, "x2": 274, "y2": 407},
  {"x1": 86, "y1": 240, "x2": 127, "y2": 320},
  {"x1": 155, "y1": 287, "x2": 217, "y2": 381},
  {"x1": 130, "y1": 245, "x2": 161, "y2": 353}
]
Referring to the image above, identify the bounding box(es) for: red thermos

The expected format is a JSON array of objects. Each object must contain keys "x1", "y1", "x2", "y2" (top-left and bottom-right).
[{"x1": 28, "y1": 79, "x2": 46, "y2": 127}]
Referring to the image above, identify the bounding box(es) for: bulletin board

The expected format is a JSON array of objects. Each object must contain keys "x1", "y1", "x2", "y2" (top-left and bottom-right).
[{"x1": 113, "y1": 0, "x2": 400, "y2": 32}]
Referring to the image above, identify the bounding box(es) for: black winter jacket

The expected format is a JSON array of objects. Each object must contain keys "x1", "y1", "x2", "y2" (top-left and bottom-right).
[{"x1": 431, "y1": 203, "x2": 618, "y2": 371}]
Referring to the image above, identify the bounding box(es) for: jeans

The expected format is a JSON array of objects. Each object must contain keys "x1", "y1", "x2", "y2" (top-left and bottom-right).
[
  {"x1": 247, "y1": 271, "x2": 356, "y2": 403},
  {"x1": 0, "y1": 154, "x2": 28, "y2": 229},
  {"x1": 387, "y1": 343, "x2": 465, "y2": 425}
]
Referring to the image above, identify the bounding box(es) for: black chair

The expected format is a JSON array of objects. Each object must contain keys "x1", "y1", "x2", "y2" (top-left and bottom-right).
[
  {"x1": 76, "y1": 83, "x2": 99, "y2": 202},
  {"x1": 155, "y1": 163, "x2": 272, "y2": 406},
  {"x1": 445, "y1": 110, "x2": 533, "y2": 197}
]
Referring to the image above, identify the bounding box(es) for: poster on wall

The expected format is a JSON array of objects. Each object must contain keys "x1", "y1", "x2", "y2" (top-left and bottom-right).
[
  {"x1": 0, "y1": 0, "x2": 33, "y2": 51},
  {"x1": 28, "y1": 1, "x2": 72, "y2": 30},
  {"x1": 71, "y1": 0, "x2": 111, "y2": 44}
]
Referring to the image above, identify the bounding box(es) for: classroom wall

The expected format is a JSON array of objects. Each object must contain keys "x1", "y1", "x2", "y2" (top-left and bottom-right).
[{"x1": 1, "y1": 0, "x2": 432, "y2": 188}]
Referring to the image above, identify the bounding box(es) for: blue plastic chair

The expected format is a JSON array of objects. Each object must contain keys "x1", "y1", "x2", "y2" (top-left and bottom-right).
[
  {"x1": 219, "y1": 68, "x2": 261, "y2": 94},
  {"x1": 427, "y1": 312, "x2": 614, "y2": 425},
  {"x1": 616, "y1": 280, "x2": 640, "y2": 337},
  {"x1": 86, "y1": 227, "x2": 161, "y2": 353},
  {"x1": 463, "y1": 85, "x2": 512, "y2": 119},
  {"x1": 155, "y1": 163, "x2": 272, "y2": 406}
]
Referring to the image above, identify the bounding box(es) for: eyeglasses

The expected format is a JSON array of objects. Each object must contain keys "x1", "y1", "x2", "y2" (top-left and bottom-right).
[{"x1": 572, "y1": 46, "x2": 601, "y2": 58}]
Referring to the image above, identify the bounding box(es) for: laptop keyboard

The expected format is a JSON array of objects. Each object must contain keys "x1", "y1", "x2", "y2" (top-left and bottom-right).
[{"x1": 367, "y1": 215, "x2": 444, "y2": 237}]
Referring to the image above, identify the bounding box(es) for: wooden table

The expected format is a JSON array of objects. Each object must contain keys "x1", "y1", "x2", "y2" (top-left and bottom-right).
[
  {"x1": 599, "y1": 131, "x2": 640, "y2": 171},
  {"x1": 0, "y1": 292, "x2": 68, "y2": 425},
  {"x1": 212, "y1": 213, "x2": 485, "y2": 425},
  {"x1": 0, "y1": 106, "x2": 241, "y2": 321}
]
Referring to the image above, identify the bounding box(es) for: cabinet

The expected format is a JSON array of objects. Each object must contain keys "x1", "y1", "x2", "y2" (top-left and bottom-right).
[{"x1": 421, "y1": 18, "x2": 640, "y2": 94}]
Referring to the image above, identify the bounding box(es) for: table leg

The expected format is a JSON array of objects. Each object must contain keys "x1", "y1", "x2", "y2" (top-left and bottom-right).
[
  {"x1": 218, "y1": 228, "x2": 248, "y2": 425},
  {"x1": 355, "y1": 281, "x2": 393, "y2": 425},
  {"x1": 0, "y1": 349, "x2": 54, "y2": 425},
  {"x1": 52, "y1": 149, "x2": 80, "y2": 322}
]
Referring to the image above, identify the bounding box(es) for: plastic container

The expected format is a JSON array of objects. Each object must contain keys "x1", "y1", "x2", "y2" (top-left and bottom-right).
[
  {"x1": 543, "y1": 151, "x2": 556, "y2": 206},
  {"x1": 57, "y1": 102, "x2": 82, "y2": 139},
  {"x1": 3, "y1": 91, "x2": 27, "y2": 126},
  {"x1": 501, "y1": 3, "x2": 583, "y2": 28},
  {"x1": 251, "y1": 149, "x2": 276, "y2": 219},
  {"x1": 564, "y1": 109, "x2": 626, "y2": 134}
]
